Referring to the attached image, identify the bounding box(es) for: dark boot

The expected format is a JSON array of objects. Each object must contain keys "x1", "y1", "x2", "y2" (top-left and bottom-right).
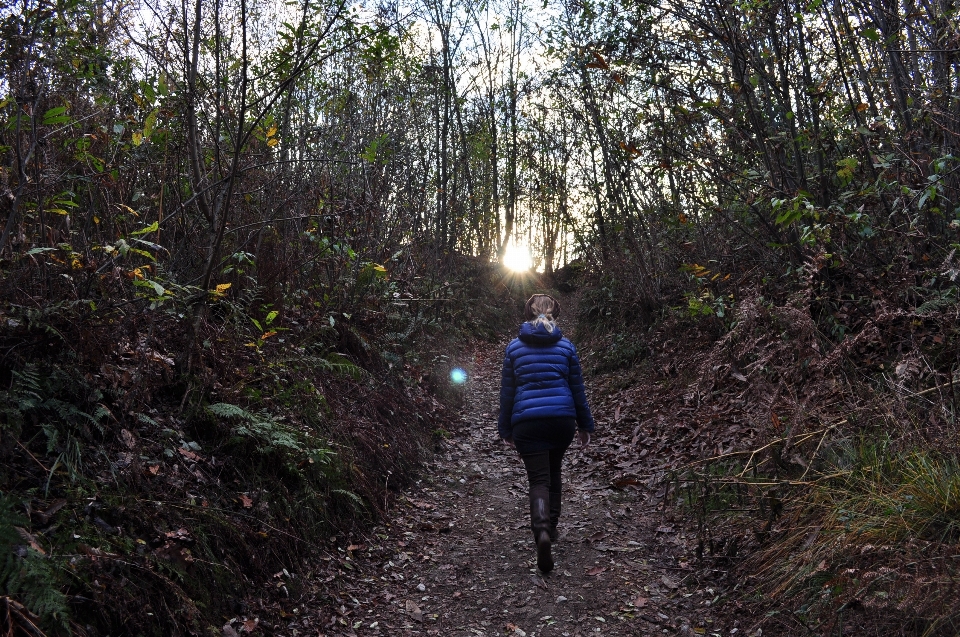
[
  {"x1": 529, "y1": 485, "x2": 553, "y2": 573},
  {"x1": 549, "y1": 491, "x2": 562, "y2": 542}
]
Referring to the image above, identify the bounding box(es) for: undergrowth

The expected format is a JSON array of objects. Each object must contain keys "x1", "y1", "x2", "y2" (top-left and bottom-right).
[
  {"x1": 0, "y1": 496, "x2": 69, "y2": 633},
  {"x1": 581, "y1": 249, "x2": 960, "y2": 635},
  {"x1": 0, "y1": 250, "x2": 528, "y2": 635}
]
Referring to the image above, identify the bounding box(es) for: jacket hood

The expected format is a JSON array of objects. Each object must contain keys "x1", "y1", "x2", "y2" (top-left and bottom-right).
[{"x1": 518, "y1": 321, "x2": 564, "y2": 345}]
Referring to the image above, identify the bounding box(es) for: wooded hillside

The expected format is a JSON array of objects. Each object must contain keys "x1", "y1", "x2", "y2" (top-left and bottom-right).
[{"x1": 1, "y1": 0, "x2": 959, "y2": 633}]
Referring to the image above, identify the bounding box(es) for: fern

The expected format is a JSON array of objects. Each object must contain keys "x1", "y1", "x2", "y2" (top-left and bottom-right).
[
  {"x1": 0, "y1": 496, "x2": 69, "y2": 632},
  {"x1": 331, "y1": 489, "x2": 365, "y2": 512},
  {"x1": 0, "y1": 369, "x2": 43, "y2": 435},
  {"x1": 207, "y1": 402, "x2": 255, "y2": 421},
  {"x1": 209, "y1": 403, "x2": 309, "y2": 454},
  {"x1": 915, "y1": 287, "x2": 957, "y2": 316},
  {"x1": 319, "y1": 353, "x2": 364, "y2": 379}
]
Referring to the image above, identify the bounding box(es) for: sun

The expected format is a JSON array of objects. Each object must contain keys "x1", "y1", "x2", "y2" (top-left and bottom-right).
[{"x1": 502, "y1": 243, "x2": 533, "y2": 272}]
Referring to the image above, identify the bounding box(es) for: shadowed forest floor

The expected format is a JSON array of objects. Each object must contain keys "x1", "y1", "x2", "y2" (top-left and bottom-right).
[{"x1": 290, "y1": 326, "x2": 733, "y2": 637}]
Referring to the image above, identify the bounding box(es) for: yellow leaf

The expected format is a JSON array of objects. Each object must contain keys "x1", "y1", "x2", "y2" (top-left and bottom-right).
[
  {"x1": 94, "y1": 216, "x2": 100, "y2": 224},
  {"x1": 132, "y1": 131, "x2": 143, "y2": 146},
  {"x1": 49, "y1": 208, "x2": 69, "y2": 215},
  {"x1": 266, "y1": 124, "x2": 277, "y2": 137},
  {"x1": 215, "y1": 282, "x2": 232, "y2": 293},
  {"x1": 261, "y1": 331, "x2": 277, "y2": 339},
  {"x1": 266, "y1": 138, "x2": 279, "y2": 147}
]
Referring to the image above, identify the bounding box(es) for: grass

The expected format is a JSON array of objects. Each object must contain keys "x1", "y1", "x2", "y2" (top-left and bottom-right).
[
  {"x1": 815, "y1": 437, "x2": 960, "y2": 544},
  {"x1": 688, "y1": 436, "x2": 960, "y2": 635}
]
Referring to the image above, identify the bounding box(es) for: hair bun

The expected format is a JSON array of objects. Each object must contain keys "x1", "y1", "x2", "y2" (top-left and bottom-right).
[{"x1": 524, "y1": 294, "x2": 561, "y2": 321}]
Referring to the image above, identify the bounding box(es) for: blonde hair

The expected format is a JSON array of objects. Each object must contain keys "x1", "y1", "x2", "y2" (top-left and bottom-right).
[{"x1": 525, "y1": 294, "x2": 560, "y2": 333}]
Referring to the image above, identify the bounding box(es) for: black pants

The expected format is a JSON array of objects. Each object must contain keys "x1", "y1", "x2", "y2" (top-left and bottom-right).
[
  {"x1": 520, "y1": 448, "x2": 566, "y2": 497},
  {"x1": 514, "y1": 417, "x2": 576, "y2": 496}
]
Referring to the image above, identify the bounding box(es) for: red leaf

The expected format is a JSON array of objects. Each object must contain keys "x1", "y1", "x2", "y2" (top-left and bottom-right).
[{"x1": 588, "y1": 51, "x2": 609, "y2": 70}]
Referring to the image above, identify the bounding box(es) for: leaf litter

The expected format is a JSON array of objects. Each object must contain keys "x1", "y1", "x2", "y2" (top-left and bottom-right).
[{"x1": 294, "y1": 324, "x2": 730, "y2": 637}]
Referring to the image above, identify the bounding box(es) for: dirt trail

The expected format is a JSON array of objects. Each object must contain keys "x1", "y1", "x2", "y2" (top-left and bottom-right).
[{"x1": 309, "y1": 333, "x2": 735, "y2": 637}]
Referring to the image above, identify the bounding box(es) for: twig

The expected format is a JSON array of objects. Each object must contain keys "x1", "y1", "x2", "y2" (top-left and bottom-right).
[
  {"x1": 15, "y1": 439, "x2": 49, "y2": 473},
  {"x1": 798, "y1": 422, "x2": 844, "y2": 481},
  {"x1": 738, "y1": 431, "x2": 822, "y2": 478},
  {"x1": 676, "y1": 425, "x2": 832, "y2": 472}
]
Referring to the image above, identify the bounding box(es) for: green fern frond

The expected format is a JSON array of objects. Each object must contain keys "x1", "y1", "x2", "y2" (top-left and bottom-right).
[
  {"x1": 331, "y1": 489, "x2": 365, "y2": 511},
  {"x1": 207, "y1": 402, "x2": 256, "y2": 421},
  {"x1": 314, "y1": 353, "x2": 364, "y2": 379},
  {"x1": 0, "y1": 496, "x2": 69, "y2": 632}
]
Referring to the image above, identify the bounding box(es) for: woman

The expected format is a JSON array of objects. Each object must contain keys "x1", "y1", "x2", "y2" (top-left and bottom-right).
[{"x1": 498, "y1": 294, "x2": 595, "y2": 573}]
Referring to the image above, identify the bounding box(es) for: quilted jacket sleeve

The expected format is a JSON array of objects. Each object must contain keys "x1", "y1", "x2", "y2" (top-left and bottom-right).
[
  {"x1": 498, "y1": 345, "x2": 516, "y2": 439},
  {"x1": 567, "y1": 342, "x2": 595, "y2": 433}
]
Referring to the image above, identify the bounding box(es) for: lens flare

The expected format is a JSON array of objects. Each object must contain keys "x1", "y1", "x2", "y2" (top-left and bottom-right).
[{"x1": 450, "y1": 367, "x2": 468, "y2": 385}]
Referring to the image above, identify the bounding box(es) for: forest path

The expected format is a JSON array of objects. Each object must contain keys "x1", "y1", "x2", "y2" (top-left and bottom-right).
[{"x1": 310, "y1": 330, "x2": 732, "y2": 637}]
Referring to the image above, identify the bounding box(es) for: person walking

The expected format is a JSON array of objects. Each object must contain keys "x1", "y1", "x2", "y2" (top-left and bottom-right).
[{"x1": 498, "y1": 294, "x2": 595, "y2": 573}]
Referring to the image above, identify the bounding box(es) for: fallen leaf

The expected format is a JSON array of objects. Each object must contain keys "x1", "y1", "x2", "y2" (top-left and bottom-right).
[
  {"x1": 16, "y1": 528, "x2": 45, "y2": 554},
  {"x1": 165, "y1": 528, "x2": 191, "y2": 540},
  {"x1": 241, "y1": 618, "x2": 257, "y2": 632},
  {"x1": 240, "y1": 494, "x2": 253, "y2": 508},
  {"x1": 222, "y1": 624, "x2": 240, "y2": 637},
  {"x1": 586, "y1": 566, "x2": 606, "y2": 576},
  {"x1": 405, "y1": 600, "x2": 423, "y2": 622},
  {"x1": 33, "y1": 499, "x2": 67, "y2": 524},
  {"x1": 661, "y1": 574, "x2": 679, "y2": 589},
  {"x1": 120, "y1": 429, "x2": 136, "y2": 449},
  {"x1": 633, "y1": 595, "x2": 649, "y2": 607},
  {"x1": 178, "y1": 447, "x2": 199, "y2": 461}
]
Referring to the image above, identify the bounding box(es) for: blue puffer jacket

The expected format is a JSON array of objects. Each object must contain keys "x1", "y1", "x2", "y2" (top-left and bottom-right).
[{"x1": 498, "y1": 322, "x2": 595, "y2": 439}]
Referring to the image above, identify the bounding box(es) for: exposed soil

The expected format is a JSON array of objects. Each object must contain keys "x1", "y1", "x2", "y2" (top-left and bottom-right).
[{"x1": 278, "y1": 325, "x2": 735, "y2": 637}]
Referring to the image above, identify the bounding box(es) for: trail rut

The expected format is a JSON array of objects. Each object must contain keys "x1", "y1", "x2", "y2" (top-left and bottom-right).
[{"x1": 301, "y1": 332, "x2": 738, "y2": 637}]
